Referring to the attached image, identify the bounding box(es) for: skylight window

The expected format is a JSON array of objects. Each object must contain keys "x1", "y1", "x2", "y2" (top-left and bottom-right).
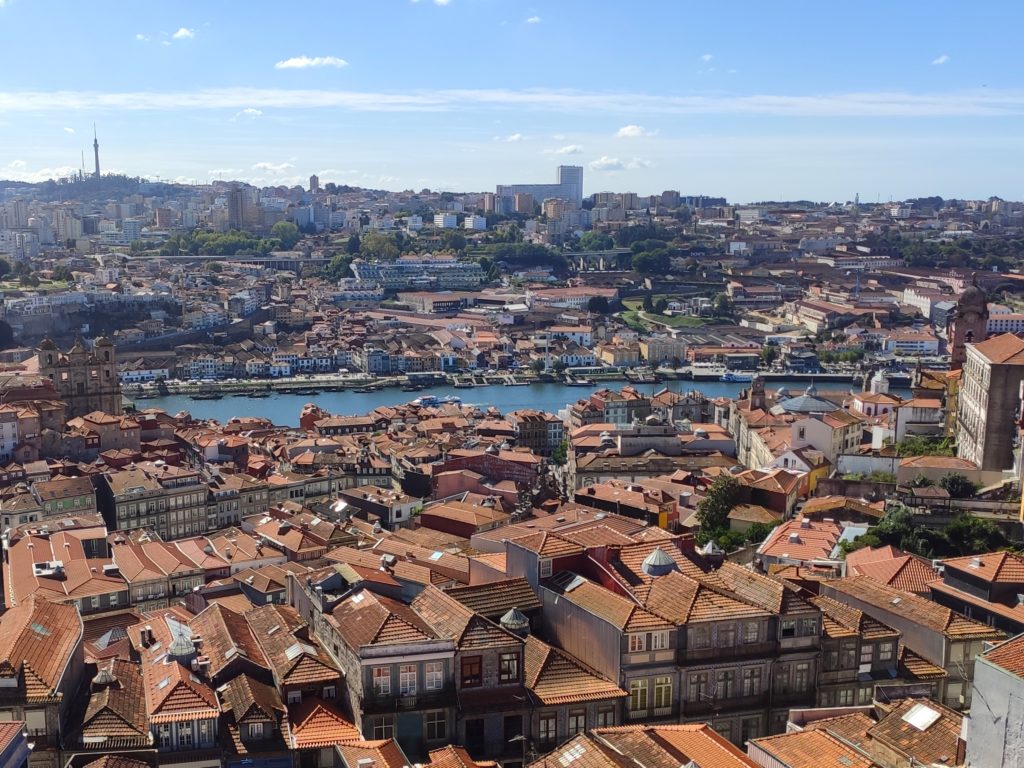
[
  {"x1": 902, "y1": 702, "x2": 941, "y2": 731},
  {"x1": 29, "y1": 622, "x2": 51, "y2": 637}
]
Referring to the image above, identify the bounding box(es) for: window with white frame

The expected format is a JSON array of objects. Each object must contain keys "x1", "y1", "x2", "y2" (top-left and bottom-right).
[
  {"x1": 539, "y1": 559, "x2": 552, "y2": 578},
  {"x1": 629, "y1": 633, "x2": 646, "y2": 652},
  {"x1": 178, "y1": 721, "x2": 193, "y2": 747},
  {"x1": 654, "y1": 676, "x2": 672, "y2": 709},
  {"x1": 372, "y1": 666, "x2": 391, "y2": 695},
  {"x1": 878, "y1": 641, "x2": 894, "y2": 662},
  {"x1": 651, "y1": 631, "x2": 668, "y2": 650},
  {"x1": 158, "y1": 723, "x2": 171, "y2": 748},
  {"x1": 596, "y1": 706, "x2": 615, "y2": 727},
  {"x1": 743, "y1": 621, "x2": 759, "y2": 643},
  {"x1": 499, "y1": 652, "x2": 520, "y2": 683},
  {"x1": 249, "y1": 722, "x2": 264, "y2": 739},
  {"x1": 629, "y1": 679, "x2": 648, "y2": 712},
  {"x1": 424, "y1": 661, "x2": 443, "y2": 690},
  {"x1": 373, "y1": 715, "x2": 395, "y2": 740},
  {"x1": 399, "y1": 664, "x2": 417, "y2": 696}
]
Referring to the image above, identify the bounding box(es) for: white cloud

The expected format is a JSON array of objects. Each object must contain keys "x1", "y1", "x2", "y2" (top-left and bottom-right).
[
  {"x1": 589, "y1": 156, "x2": 651, "y2": 172},
  {"x1": 135, "y1": 33, "x2": 149, "y2": 42},
  {"x1": 494, "y1": 132, "x2": 525, "y2": 142},
  {"x1": 616, "y1": 124, "x2": 657, "y2": 138},
  {"x1": 171, "y1": 27, "x2": 195, "y2": 40},
  {"x1": 63, "y1": 127, "x2": 75, "y2": 134},
  {"x1": 2, "y1": 162, "x2": 78, "y2": 183},
  {"x1": 2, "y1": 87, "x2": 1022, "y2": 118},
  {"x1": 525, "y1": 15, "x2": 541, "y2": 23},
  {"x1": 932, "y1": 54, "x2": 950, "y2": 65},
  {"x1": 434, "y1": 0, "x2": 451, "y2": 5},
  {"x1": 589, "y1": 156, "x2": 624, "y2": 171},
  {"x1": 8, "y1": 160, "x2": 26, "y2": 169},
  {"x1": 231, "y1": 108, "x2": 262, "y2": 121},
  {"x1": 252, "y1": 161, "x2": 294, "y2": 173},
  {"x1": 207, "y1": 168, "x2": 240, "y2": 176},
  {"x1": 274, "y1": 55, "x2": 348, "y2": 70},
  {"x1": 701, "y1": 53, "x2": 713, "y2": 62},
  {"x1": 545, "y1": 144, "x2": 584, "y2": 155}
]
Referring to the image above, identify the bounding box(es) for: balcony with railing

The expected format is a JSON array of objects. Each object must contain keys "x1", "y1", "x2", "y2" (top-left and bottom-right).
[
  {"x1": 362, "y1": 683, "x2": 457, "y2": 714},
  {"x1": 680, "y1": 641, "x2": 777, "y2": 664}
]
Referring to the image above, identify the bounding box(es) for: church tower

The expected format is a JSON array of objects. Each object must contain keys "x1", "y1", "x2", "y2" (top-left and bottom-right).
[
  {"x1": 37, "y1": 336, "x2": 121, "y2": 418},
  {"x1": 948, "y1": 276, "x2": 988, "y2": 370}
]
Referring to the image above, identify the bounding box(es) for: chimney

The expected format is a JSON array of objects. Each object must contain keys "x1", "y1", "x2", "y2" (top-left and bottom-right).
[
  {"x1": 357, "y1": 760, "x2": 374, "y2": 768},
  {"x1": 799, "y1": 518, "x2": 810, "y2": 529},
  {"x1": 192, "y1": 635, "x2": 204, "y2": 652},
  {"x1": 970, "y1": 556, "x2": 982, "y2": 569}
]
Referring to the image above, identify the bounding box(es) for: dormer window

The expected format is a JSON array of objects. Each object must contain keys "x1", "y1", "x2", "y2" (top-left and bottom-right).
[{"x1": 539, "y1": 559, "x2": 552, "y2": 578}]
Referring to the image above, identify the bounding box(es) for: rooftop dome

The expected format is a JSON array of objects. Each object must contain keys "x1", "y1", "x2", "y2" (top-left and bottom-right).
[
  {"x1": 91, "y1": 667, "x2": 118, "y2": 688},
  {"x1": 641, "y1": 547, "x2": 678, "y2": 577},
  {"x1": 168, "y1": 633, "x2": 195, "y2": 660},
  {"x1": 499, "y1": 607, "x2": 530, "y2": 636}
]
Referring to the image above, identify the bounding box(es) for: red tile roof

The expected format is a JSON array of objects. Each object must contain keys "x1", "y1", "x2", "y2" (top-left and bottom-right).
[
  {"x1": 524, "y1": 635, "x2": 626, "y2": 705},
  {"x1": 288, "y1": 696, "x2": 360, "y2": 750}
]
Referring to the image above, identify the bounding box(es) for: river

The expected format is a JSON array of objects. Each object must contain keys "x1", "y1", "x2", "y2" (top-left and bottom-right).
[{"x1": 134, "y1": 379, "x2": 911, "y2": 427}]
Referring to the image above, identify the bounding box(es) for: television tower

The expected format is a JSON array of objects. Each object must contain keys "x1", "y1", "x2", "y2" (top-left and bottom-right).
[{"x1": 93, "y1": 124, "x2": 100, "y2": 179}]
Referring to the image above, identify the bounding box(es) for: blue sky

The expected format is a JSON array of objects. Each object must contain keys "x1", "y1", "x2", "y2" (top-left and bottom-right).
[{"x1": 1, "y1": 0, "x2": 1023, "y2": 201}]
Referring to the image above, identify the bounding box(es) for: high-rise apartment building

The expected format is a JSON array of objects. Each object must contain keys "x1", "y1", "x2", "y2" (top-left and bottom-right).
[
  {"x1": 956, "y1": 333, "x2": 1024, "y2": 470},
  {"x1": 309, "y1": 174, "x2": 320, "y2": 194},
  {"x1": 496, "y1": 165, "x2": 583, "y2": 212}
]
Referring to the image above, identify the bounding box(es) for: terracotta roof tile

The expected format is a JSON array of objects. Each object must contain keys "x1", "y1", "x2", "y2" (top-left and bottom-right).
[
  {"x1": 544, "y1": 572, "x2": 671, "y2": 632},
  {"x1": 247, "y1": 604, "x2": 340, "y2": 687},
  {"x1": 825, "y1": 576, "x2": 1005, "y2": 642},
  {"x1": 77, "y1": 659, "x2": 149, "y2": 745},
  {"x1": 412, "y1": 586, "x2": 521, "y2": 650},
  {"x1": 289, "y1": 696, "x2": 360, "y2": 750},
  {"x1": 330, "y1": 589, "x2": 439, "y2": 649},
  {"x1": 867, "y1": 698, "x2": 962, "y2": 766},
  {"x1": 595, "y1": 724, "x2": 758, "y2": 768},
  {"x1": 446, "y1": 578, "x2": 540, "y2": 619},
  {"x1": 749, "y1": 729, "x2": 875, "y2": 768},
  {"x1": 941, "y1": 551, "x2": 1024, "y2": 584},
  {"x1": 803, "y1": 712, "x2": 875, "y2": 751},
  {"x1": 337, "y1": 738, "x2": 411, "y2": 768},
  {"x1": 190, "y1": 602, "x2": 269, "y2": 680},
  {"x1": 0, "y1": 596, "x2": 83, "y2": 703},
  {"x1": 524, "y1": 635, "x2": 626, "y2": 706},
  {"x1": 980, "y1": 633, "x2": 1024, "y2": 678}
]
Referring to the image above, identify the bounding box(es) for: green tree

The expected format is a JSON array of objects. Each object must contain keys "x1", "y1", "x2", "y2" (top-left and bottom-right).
[
  {"x1": 552, "y1": 438, "x2": 569, "y2": 466},
  {"x1": 761, "y1": 345, "x2": 778, "y2": 365},
  {"x1": 552, "y1": 360, "x2": 568, "y2": 374},
  {"x1": 271, "y1": 221, "x2": 301, "y2": 249},
  {"x1": 0, "y1": 319, "x2": 15, "y2": 350},
  {"x1": 346, "y1": 235, "x2": 361, "y2": 254},
  {"x1": 0, "y1": 258, "x2": 10, "y2": 278},
  {"x1": 642, "y1": 293, "x2": 654, "y2": 312},
  {"x1": 713, "y1": 293, "x2": 733, "y2": 317},
  {"x1": 529, "y1": 359, "x2": 546, "y2": 374},
  {"x1": 324, "y1": 253, "x2": 354, "y2": 280},
  {"x1": 50, "y1": 265, "x2": 74, "y2": 282},
  {"x1": 696, "y1": 475, "x2": 742, "y2": 542},
  {"x1": 939, "y1": 472, "x2": 978, "y2": 499},
  {"x1": 631, "y1": 249, "x2": 671, "y2": 274},
  {"x1": 360, "y1": 232, "x2": 401, "y2": 260},
  {"x1": 744, "y1": 520, "x2": 781, "y2": 544},
  {"x1": 895, "y1": 435, "x2": 954, "y2": 457},
  {"x1": 579, "y1": 231, "x2": 614, "y2": 250},
  {"x1": 942, "y1": 512, "x2": 1007, "y2": 556},
  {"x1": 654, "y1": 298, "x2": 669, "y2": 315},
  {"x1": 587, "y1": 296, "x2": 610, "y2": 314},
  {"x1": 206, "y1": 261, "x2": 223, "y2": 273}
]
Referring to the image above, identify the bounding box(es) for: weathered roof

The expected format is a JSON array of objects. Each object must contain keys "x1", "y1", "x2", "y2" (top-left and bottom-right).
[{"x1": 524, "y1": 635, "x2": 626, "y2": 706}]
